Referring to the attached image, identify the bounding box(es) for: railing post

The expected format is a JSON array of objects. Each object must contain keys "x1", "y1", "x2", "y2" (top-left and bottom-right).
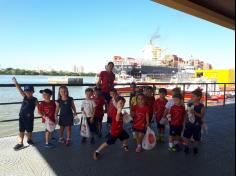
[
  {"x1": 52, "y1": 85, "x2": 56, "y2": 101},
  {"x1": 205, "y1": 84, "x2": 208, "y2": 108},
  {"x1": 223, "y1": 83, "x2": 226, "y2": 106},
  {"x1": 183, "y1": 84, "x2": 186, "y2": 104}
]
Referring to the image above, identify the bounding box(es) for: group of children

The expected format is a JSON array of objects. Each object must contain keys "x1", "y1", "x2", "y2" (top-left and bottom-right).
[
  {"x1": 12, "y1": 77, "x2": 205, "y2": 160},
  {"x1": 93, "y1": 84, "x2": 205, "y2": 160}
]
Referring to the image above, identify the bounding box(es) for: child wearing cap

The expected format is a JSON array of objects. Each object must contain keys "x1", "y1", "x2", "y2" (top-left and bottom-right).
[
  {"x1": 154, "y1": 88, "x2": 168, "y2": 143},
  {"x1": 93, "y1": 87, "x2": 105, "y2": 138},
  {"x1": 12, "y1": 77, "x2": 38, "y2": 151},
  {"x1": 81, "y1": 88, "x2": 97, "y2": 144},
  {"x1": 183, "y1": 89, "x2": 205, "y2": 155},
  {"x1": 38, "y1": 89, "x2": 56, "y2": 148},
  {"x1": 93, "y1": 96, "x2": 129, "y2": 160},
  {"x1": 55, "y1": 86, "x2": 77, "y2": 146},
  {"x1": 168, "y1": 94, "x2": 186, "y2": 152}
]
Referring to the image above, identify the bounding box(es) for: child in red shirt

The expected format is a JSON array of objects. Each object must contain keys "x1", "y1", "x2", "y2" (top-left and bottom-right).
[
  {"x1": 38, "y1": 89, "x2": 56, "y2": 148},
  {"x1": 154, "y1": 88, "x2": 168, "y2": 143},
  {"x1": 93, "y1": 96, "x2": 129, "y2": 160},
  {"x1": 106, "y1": 89, "x2": 118, "y2": 135},
  {"x1": 131, "y1": 93, "x2": 149, "y2": 153},
  {"x1": 168, "y1": 94, "x2": 186, "y2": 152},
  {"x1": 93, "y1": 87, "x2": 105, "y2": 138},
  {"x1": 144, "y1": 86, "x2": 155, "y2": 123}
]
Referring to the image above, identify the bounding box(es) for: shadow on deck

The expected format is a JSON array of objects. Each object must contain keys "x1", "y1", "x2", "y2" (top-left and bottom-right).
[{"x1": 0, "y1": 104, "x2": 235, "y2": 176}]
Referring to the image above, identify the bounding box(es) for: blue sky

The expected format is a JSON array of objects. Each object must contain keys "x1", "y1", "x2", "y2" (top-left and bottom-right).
[{"x1": 0, "y1": 0, "x2": 235, "y2": 72}]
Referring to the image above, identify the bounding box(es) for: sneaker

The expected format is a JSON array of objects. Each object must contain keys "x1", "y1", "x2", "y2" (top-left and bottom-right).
[
  {"x1": 168, "y1": 147, "x2": 177, "y2": 152},
  {"x1": 27, "y1": 140, "x2": 34, "y2": 145},
  {"x1": 66, "y1": 139, "x2": 71, "y2": 146},
  {"x1": 93, "y1": 151, "x2": 100, "y2": 160},
  {"x1": 193, "y1": 147, "x2": 199, "y2": 155},
  {"x1": 135, "y1": 146, "x2": 142, "y2": 153},
  {"x1": 13, "y1": 144, "x2": 24, "y2": 151},
  {"x1": 90, "y1": 137, "x2": 95, "y2": 144},
  {"x1": 122, "y1": 145, "x2": 129, "y2": 152},
  {"x1": 45, "y1": 143, "x2": 55, "y2": 149},
  {"x1": 81, "y1": 137, "x2": 87, "y2": 144},
  {"x1": 58, "y1": 138, "x2": 65, "y2": 144},
  {"x1": 184, "y1": 146, "x2": 190, "y2": 154}
]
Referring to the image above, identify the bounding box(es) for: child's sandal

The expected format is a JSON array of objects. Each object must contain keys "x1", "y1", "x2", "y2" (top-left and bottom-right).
[{"x1": 122, "y1": 145, "x2": 129, "y2": 152}]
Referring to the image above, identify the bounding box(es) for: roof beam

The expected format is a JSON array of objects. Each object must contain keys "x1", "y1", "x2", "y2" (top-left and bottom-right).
[{"x1": 153, "y1": 0, "x2": 235, "y2": 30}]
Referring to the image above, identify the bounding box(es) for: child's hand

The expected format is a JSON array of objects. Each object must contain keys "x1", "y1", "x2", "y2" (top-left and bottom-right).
[
  {"x1": 90, "y1": 117, "x2": 94, "y2": 123},
  {"x1": 12, "y1": 77, "x2": 17, "y2": 84}
]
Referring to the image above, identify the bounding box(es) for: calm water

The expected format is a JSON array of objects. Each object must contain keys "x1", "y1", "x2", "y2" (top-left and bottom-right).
[{"x1": 0, "y1": 75, "x2": 96, "y2": 121}]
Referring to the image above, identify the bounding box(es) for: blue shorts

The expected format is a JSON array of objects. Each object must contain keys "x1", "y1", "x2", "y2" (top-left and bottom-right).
[
  {"x1": 106, "y1": 131, "x2": 129, "y2": 145},
  {"x1": 19, "y1": 116, "x2": 34, "y2": 133},
  {"x1": 183, "y1": 123, "x2": 202, "y2": 141},
  {"x1": 169, "y1": 125, "x2": 183, "y2": 137}
]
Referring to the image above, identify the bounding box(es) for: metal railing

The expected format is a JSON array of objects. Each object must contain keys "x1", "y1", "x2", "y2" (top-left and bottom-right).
[{"x1": 0, "y1": 82, "x2": 235, "y2": 123}]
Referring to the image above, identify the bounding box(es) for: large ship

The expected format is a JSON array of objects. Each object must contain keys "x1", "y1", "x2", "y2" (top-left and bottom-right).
[{"x1": 112, "y1": 43, "x2": 185, "y2": 83}]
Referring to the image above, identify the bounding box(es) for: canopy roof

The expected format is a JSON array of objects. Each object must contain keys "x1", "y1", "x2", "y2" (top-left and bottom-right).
[{"x1": 153, "y1": 0, "x2": 235, "y2": 30}]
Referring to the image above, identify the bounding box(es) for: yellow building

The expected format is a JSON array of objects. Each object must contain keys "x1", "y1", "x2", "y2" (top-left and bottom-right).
[{"x1": 195, "y1": 69, "x2": 235, "y2": 83}]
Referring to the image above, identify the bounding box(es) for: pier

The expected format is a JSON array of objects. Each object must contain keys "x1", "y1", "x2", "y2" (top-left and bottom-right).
[{"x1": 0, "y1": 104, "x2": 234, "y2": 176}]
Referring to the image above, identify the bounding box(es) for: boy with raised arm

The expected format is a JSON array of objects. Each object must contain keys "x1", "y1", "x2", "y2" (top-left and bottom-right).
[{"x1": 12, "y1": 77, "x2": 38, "y2": 150}]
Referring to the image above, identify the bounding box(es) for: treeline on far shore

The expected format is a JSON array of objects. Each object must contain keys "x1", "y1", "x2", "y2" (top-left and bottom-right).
[{"x1": 0, "y1": 68, "x2": 97, "y2": 77}]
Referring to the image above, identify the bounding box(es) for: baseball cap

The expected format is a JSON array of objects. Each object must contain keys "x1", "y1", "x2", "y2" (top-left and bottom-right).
[
  {"x1": 39, "y1": 89, "x2": 53, "y2": 95},
  {"x1": 24, "y1": 85, "x2": 34, "y2": 92}
]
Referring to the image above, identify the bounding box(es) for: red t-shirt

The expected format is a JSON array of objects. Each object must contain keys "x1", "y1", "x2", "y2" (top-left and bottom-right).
[
  {"x1": 99, "y1": 71, "x2": 115, "y2": 93},
  {"x1": 108, "y1": 100, "x2": 116, "y2": 118},
  {"x1": 170, "y1": 105, "x2": 186, "y2": 126},
  {"x1": 132, "y1": 105, "x2": 149, "y2": 130},
  {"x1": 38, "y1": 101, "x2": 56, "y2": 123},
  {"x1": 110, "y1": 108, "x2": 123, "y2": 136},
  {"x1": 94, "y1": 96, "x2": 105, "y2": 118},
  {"x1": 154, "y1": 98, "x2": 168, "y2": 122},
  {"x1": 145, "y1": 96, "x2": 155, "y2": 117}
]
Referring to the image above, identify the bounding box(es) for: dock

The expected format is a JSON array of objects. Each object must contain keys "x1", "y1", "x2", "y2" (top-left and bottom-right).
[{"x1": 0, "y1": 104, "x2": 235, "y2": 176}]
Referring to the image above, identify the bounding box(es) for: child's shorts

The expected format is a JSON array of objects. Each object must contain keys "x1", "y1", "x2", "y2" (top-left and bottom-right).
[
  {"x1": 169, "y1": 125, "x2": 183, "y2": 137},
  {"x1": 132, "y1": 128, "x2": 146, "y2": 134},
  {"x1": 86, "y1": 117, "x2": 96, "y2": 133},
  {"x1": 19, "y1": 116, "x2": 34, "y2": 133},
  {"x1": 183, "y1": 123, "x2": 202, "y2": 141},
  {"x1": 157, "y1": 122, "x2": 165, "y2": 130},
  {"x1": 106, "y1": 130, "x2": 129, "y2": 145},
  {"x1": 107, "y1": 117, "x2": 112, "y2": 125}
]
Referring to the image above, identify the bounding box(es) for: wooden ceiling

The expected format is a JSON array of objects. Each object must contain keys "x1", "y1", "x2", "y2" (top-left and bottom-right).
[{"x1": 153, "y1": 0, "x2": 235, "y2": 30}]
